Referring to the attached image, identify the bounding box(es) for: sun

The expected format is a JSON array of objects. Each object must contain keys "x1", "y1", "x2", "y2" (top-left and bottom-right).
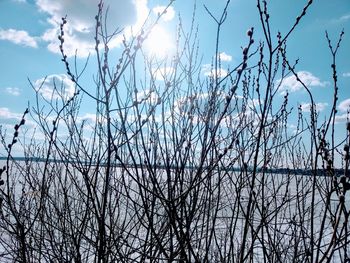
[{"x1": 144, "y1": 25, "x2": 174, "y2": 59}]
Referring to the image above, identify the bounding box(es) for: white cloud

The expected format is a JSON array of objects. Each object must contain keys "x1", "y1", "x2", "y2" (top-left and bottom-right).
[
  {"x1": 333, "y1": 99, "x2": 350, "y2": 123},
  {"x1": 338, "y1": 98, "x2": 350, "y2": 112},
  {"x1": 136, "y1": 89, "x2": 159, "y2": 104},
  {"x1": 300, "y1": 102, "x2": 328, "y2": 113},
  {"x1": 152, "y1": 5, "x2": 175, "y2": 21},
  {"x1": 37, "y1": 0, "x2": 149, "y2": 57},
  {"x1": 342, "y1": 72, "x2": 350, "y2": 77},
  {"x1": 0, "y1": 108, "x2": 22, "y2": 120},
  {"x1": 5, "y1": 87, "x2": 21, "y2": 96},
  {"x1": 335, "y1": 113, "x2": 349, "y2": 124},
  {"x1": 339, "y1": 14, "x2": 350, "y2": 22},
  {"x1": 217, "y1": 52, "x2": 232, "y2": 62},
  {"x1": 76, "y1": 113, "x2": 97, "y2": 124},
  {"x1": 202, "y1": 64, "x2": 228, "y2": 78},
  {"x1": 34, "y1": 74, "x2": 76, "y2": 100},
  {"x1": 0, "y1": 29, "x2": 38, "y2": 48},
  {"x1": 331, "y1": 13, "x2": 350, "y2": 24},
  {"x1": 278, "y1": 71, "x2": 328, "y2": 93}
]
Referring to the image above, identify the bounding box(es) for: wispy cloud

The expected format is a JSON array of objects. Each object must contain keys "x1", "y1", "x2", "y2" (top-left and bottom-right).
[
  {"x1": 342, "y1": 72, "x2": 350, "y2": 77},
  {"x1": 5, "y1": 87, "x2": 21, "y2": 96},
  {"x1": 0, "y1": 29, "x2": 38, "y2": 48},
  {"x1": 34, "y1": 74, "x2": 76, "y2": 100},
  {"x1": 152, "y1": 5, "x2": 175, "y2": 21},
  {"x1": 338, "y1": 14, "x2": 350, "y2": 22},
  {"x1": 278, "y1": 71, "x2": 328, "y2": 93},
  {"x1": 330, "y1": 13, "x2": 350, "y2": 24}
]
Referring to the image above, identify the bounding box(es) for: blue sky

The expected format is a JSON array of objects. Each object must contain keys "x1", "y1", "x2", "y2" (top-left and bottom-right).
[{"x1": 0, "y1": 0, "x2": 350, "y2": 160}]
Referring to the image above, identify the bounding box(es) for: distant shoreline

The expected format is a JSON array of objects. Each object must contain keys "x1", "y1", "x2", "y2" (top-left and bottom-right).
[{"x1": 0, "y1": 156, "x2": 347, "y2": 177}]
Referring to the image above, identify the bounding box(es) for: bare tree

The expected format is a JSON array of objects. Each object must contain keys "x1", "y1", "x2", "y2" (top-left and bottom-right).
[{"x1": 0, "y1": 0, "x2": 349, "y2": 262}]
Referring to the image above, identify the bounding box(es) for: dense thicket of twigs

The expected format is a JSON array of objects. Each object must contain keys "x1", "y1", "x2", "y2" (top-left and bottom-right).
[{"x1": 0, "y1": 0, "x2": 349, "y2": 262}]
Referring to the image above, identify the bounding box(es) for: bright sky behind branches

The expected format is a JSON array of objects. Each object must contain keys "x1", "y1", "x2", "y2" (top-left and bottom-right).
[{"x1": 0, "y1": 0, "x2": 349, "y2": 159}]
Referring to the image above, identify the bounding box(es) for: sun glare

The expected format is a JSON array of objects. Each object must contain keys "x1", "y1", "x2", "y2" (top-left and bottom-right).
[{"x1": 144, "y1": 25, "x2": 174, "y2": 59}]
